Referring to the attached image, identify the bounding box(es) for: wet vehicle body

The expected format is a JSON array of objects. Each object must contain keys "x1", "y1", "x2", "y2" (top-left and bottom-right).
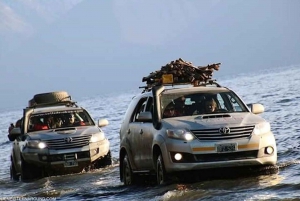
[
  {"x1": 119, "y1": 62, "x2": 277, "y2": 185},
  {"x1": 9, "y1": 91, "x2": 111, "y2": 181}
]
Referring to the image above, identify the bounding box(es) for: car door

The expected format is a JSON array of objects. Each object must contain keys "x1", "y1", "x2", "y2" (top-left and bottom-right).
[
  {"x1": 137, "y1": 97, "x2": 155, "y2": 170},
  {"x1": 127, "y1": 97, "x2": 148, "y2": 170}
]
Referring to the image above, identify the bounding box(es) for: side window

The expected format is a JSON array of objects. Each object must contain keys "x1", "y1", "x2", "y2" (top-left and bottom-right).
[
  {"x1": 77, "y1": 111, "x2": 94, "y2": 126},
  {"x1": 216, "y1": 94, "x2": 227, "y2": 110},
  {"x1": 223, "y1": 93, "x2": 242, "y2": 112},
  {"x1": 229, "y1": 95, "x2": 242, "y2": 111},
  {"x1": 131, "y1": 97, "x2": 148, "y2": 122},
  {"x1": 145, "y1": 97, "x2": 153, "y2": 115}
]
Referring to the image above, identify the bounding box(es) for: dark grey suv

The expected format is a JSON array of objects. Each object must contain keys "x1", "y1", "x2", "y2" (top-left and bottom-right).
[{"x1": 9, "y1": 91, "x2": 111, "y2": 181}]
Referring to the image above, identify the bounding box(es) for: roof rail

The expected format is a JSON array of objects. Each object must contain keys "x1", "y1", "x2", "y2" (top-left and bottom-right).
[{"x1": 197, "y1": 79, "x2": 222, "y2": 87}]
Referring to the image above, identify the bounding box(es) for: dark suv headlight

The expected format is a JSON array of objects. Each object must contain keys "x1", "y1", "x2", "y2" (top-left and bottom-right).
[
  {"x1": 27, "y1": 140, "x2": 47, "y2": 149},
  {"x1": 166, "y1": 129, "x2": 195, "y2": 141}
]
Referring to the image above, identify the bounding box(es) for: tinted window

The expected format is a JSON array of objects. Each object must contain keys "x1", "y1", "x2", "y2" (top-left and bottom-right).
[{"x1": 28, "y1": 110, "x2": 94, "y2": 131}]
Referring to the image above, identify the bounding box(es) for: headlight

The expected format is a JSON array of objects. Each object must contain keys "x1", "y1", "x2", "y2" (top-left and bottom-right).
[
  {"x1": 90, "y1": 133, "x2": 105, "y2": 143},
  {"x1": 27, "y1": 140, "x2": 47, "y2": 149},
  {"x1": 253, "y1": 122, "x2": 271, "y2": 135},
  {"x1": 166, "y1": 129, "x2": 195, "y2": 141}
]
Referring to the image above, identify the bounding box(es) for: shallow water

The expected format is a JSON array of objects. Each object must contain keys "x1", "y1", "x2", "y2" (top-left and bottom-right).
[{"x1": 0, "y1": 67, "x2": 300, "y2": 201}]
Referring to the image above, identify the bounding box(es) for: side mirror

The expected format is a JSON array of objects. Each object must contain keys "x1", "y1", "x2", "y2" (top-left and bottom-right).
[
  {"x1": 7, "y1": 127, "x2": 21, "y2": 141},
  {"x1": 247, "y1": 103, "x2": 265, "y2": 114},
  {"x1": 137, "y1": 111, "x2": 152, "y2": 122},
  {"x1": 98, "y1": 119, "x2": 109, "y2": 127}
]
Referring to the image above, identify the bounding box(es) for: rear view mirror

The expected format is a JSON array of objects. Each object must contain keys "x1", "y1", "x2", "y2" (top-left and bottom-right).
[
  {"x1": 247, "y1": 103, "x2": 264, "y2": 114},
  {"x1": 137, "y1": 111, "x2": 152, "y2": 122},
  {"x1": 98, "y1": 119, "x2": 109, "y2": 127},
  {"x1": 7, "y1": 127, "x2": 21, "y2": 141}
]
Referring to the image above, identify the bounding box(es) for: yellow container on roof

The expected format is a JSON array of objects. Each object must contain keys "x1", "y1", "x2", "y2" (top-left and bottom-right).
[{"x1": 162, "y1": 74, "x2": 173, "y2": 84}]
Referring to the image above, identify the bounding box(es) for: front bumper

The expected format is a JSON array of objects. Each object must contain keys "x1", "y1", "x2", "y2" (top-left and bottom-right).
[
  {"x1": 21, "y1": 138, "x2": 110, "y2": 171},
  {"x1": 161, "y1": 132, "x2": 277, "y2": 173}
]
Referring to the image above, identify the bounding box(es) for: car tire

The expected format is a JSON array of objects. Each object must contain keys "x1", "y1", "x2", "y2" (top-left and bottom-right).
[
  {"x1": 10, "y1": 161, "x2": 19, "y2": 181},
  {"x1": 21, "y1": 157, "x2": 41, "y2": 181},
  {"x1": 33, "y1": 91, "x2": 71, "y2": 105},
  {"x1": 156, "y1": 154, "x2": 167, "y2": 185},
  {"x1": 93, "y1": 150, "x2": 112, "y2": 169},
  {"x1": 122, "y1": 154, "x2": 135, "y2": 185}
]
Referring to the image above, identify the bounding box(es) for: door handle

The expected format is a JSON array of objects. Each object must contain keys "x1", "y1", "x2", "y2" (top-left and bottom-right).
[
  {"x1": 127, "y1": 129, "x2": 130, "y2": 134},
  {"x1": 140, "y1": 129, "x2": 143, "y2": 134}
]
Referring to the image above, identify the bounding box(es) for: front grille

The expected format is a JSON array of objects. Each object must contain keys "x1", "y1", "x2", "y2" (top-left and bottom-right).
[
  {"x1": 191, "y1": 126, "x2": 254, "y2": 141},
  {"x1": 43, "y1": 135, "x2": 91, "y2": 150}
]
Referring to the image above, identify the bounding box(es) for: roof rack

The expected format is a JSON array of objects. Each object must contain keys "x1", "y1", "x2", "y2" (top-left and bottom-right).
[
  {"x1": 140, "y1": 58, "x2": 221, "y2": 92},
  {"x1": 198, "y1": 79, "x2": 222, "y2": 87},
  {"x1": 139, "y1": 79, "x2": 222, "y2": 93},
  {"x1": 27, "y1": 100, "x2": 78, "y2": 109}
]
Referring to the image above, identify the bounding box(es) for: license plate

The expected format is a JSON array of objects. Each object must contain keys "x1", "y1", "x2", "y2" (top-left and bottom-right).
[
  {"x1": 64, "y1": 160, "x2": 78, "y2": 167},
  {"x1": 216, "y1": 143, "x2": 237, "y2": 153}
]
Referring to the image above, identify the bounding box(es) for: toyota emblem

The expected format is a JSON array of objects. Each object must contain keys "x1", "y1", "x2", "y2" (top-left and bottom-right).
[
  {"x1": 65, "y1": 137, "x2": 73, "y2": 143},
  {"x1": 219, "y1": 127, "x2": 230, "y2": 134}
]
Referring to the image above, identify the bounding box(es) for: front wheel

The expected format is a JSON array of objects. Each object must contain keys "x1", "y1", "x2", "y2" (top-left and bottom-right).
[
  {"x1": 21, "y1": 157, "x2": 42, "y2": 181},
  {"x1": 93, "y1": 150, "x2": 112, "y2": 169},
  {"x1": 122, "y1": 154, "x2": 135, "y2": 185},
  {"x1": 10, "y1": 160, "x2": 19, "y2": 181},
  {"x1": 156, "y1": 154, "x2": 167, "y2": 185}
]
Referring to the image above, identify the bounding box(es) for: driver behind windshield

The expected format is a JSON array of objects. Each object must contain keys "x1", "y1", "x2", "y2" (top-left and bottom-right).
[
  {"x1": 204, "y1": 98, "x2": 217, "y2": 113},
  {"x1": 63, "y1": 113, "x2": 86, "y2": 127}
]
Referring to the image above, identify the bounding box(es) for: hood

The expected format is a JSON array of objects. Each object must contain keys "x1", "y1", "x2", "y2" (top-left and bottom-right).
[
  {"x1": 27, "y1": 126, "x2": 101, "y2": 140},
  {"x1": 162, "y1": 113, "x2": 265, "y2": 129}
]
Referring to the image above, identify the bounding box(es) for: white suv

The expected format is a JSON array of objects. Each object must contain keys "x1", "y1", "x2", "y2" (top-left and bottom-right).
[{"x1": 119, "y1": 70, "x2": 277, "y2": 185}]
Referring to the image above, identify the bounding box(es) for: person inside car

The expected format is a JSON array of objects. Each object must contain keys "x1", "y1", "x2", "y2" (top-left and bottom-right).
[
  {"x1": 175, "y1": 96, "x2": 186, "y2": 116},
  {"x1": 33, "y1": 117, "x2": 49, "y2": 131},
  {"x1": 45, "y1": 116, "x2": 54, "y2": 128},
  {"x1": 204, "y1": 98, "x2": 218, "y2": 113},
  {"x1": 64, "y1": 113, "x2": 86, "y2": 127},
  {"x1": 44, "y1": 115, "x2": 62, "y2": 129},
  {"x1": 53, "y1": 116, "x2": 63, "y2": 128},
  {"x1": 163, "y1": 104, "x2": 182, "y2": 118},
  {"x1": 64, "y1": 114, "x2": 75, "y2": 127}
]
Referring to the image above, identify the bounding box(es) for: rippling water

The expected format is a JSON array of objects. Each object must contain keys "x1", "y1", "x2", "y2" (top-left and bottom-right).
[{"x1": 0, "y1": 66, "x2": 300, "y2": 201}]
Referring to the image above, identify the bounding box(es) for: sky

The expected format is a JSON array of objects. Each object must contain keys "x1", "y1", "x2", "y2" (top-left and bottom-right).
[{"x1": 0, "y1": 0, "x2": 299, "y2": 111}]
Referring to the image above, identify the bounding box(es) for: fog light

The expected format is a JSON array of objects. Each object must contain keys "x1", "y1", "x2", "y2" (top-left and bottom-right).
[
  {"x1": 42, "y1": 156, "x2": 47, "y2": 161},
  {"x1": 174, "y1": 153, "x2": 182, "y2": 161},
  {"x1": 91, "y1": 148, "x2": 99, "y2": 156},
  {"x1": 265, "y1": 146, "x2": 274, "y2": 154}
]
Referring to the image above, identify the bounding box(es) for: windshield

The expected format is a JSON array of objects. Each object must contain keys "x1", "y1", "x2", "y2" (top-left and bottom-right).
[
  {"x1": 28, "y1": 109, "x2": 95, "y2": 132},
  {"x1": 161, "y1": 91, "x2": 248, "y2": 118}
]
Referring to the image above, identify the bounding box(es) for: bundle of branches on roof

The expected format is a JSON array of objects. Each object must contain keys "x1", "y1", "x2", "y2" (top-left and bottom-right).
[{"x1": 142, "y1": 58, "x2": 221, "y2": 86}]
